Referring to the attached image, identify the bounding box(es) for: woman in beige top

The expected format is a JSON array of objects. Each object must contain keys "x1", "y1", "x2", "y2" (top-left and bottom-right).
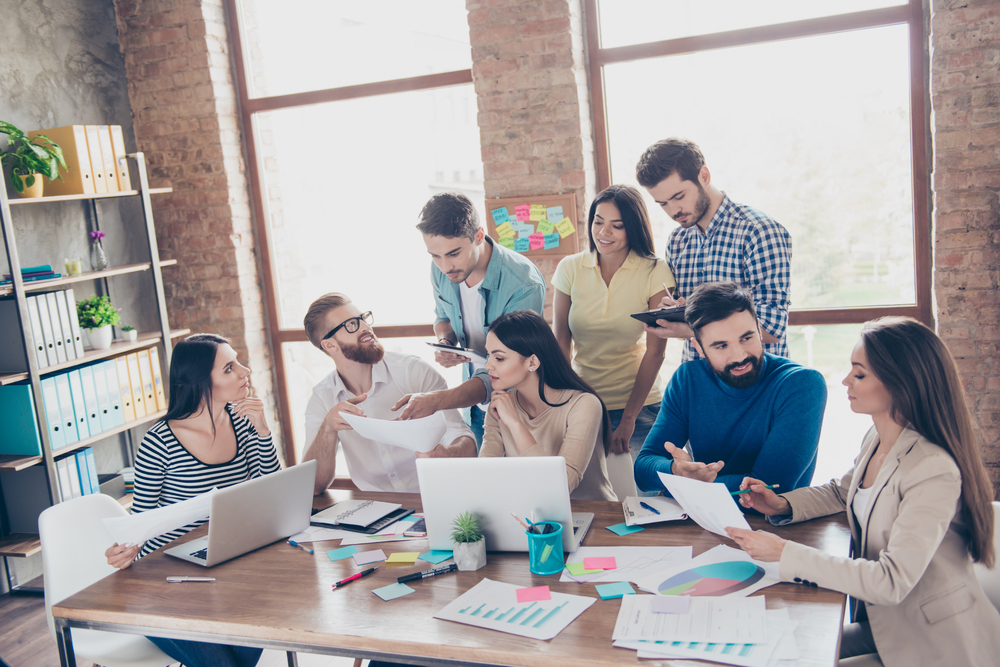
[{"x1": 479, "y1": 310, "x2": 616, "y2": 501}]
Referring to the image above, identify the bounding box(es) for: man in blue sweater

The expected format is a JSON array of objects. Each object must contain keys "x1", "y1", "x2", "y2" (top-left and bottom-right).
[{"x1": 634, "y1": 282, "x2": 826, "y2": 495}]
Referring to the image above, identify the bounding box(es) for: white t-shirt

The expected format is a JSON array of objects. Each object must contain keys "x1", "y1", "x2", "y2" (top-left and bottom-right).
[
  {"x1": 459, "y1": 278, "x2": 487, "y2": 375},
  {"x1": 851, "y1": 484, "x2": 874, "y2": 526}
]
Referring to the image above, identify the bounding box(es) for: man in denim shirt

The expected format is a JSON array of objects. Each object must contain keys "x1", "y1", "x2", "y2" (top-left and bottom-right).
[{"x1": 392, "y1": 192, "x2": 545, "y2": 445}]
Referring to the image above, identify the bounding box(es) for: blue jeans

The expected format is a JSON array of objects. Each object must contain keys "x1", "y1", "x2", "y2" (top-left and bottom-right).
[
  {"x1": 466, "y1": 404, "x2": 485, "y2": 450},
  {"x1": 148, "y1": 636, "x2": 262, "y2": 667},
  {"x1": 608, "y1": 404, "x2": 660, "y2": 497}
]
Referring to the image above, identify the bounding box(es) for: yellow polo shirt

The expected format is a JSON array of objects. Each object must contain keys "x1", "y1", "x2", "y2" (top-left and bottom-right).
[{"x1": 552, "y1": 251, "x2": 675, "y2": 411}]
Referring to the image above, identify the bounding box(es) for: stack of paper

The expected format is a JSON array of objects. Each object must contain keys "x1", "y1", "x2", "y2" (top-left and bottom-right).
[{"x1": 622, "y1": 495, "x2": 687, "y2": 526}]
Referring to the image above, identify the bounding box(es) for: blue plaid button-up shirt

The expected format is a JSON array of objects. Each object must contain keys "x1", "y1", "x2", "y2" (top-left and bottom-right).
[{"x1": 666, "y1": 194, "x2": 791, "y2": 362}]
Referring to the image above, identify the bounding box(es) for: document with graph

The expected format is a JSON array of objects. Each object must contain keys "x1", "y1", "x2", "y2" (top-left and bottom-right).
[{"x1": 559, "y1": 546, "x2": 692, "y2": 584}]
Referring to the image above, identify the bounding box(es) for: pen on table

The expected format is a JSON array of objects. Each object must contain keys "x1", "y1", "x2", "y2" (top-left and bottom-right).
[
  {"x1": 510, "y1": 511, "x2": 529, "y2": 531},
  {"x1": 166, "y1": 576, "x2": 215, "y2": 583},
  {"x1": 288, "y1": 539, "x2": 314, "y2": 555},
  {"x1": 332, "y1": 566, "x2": 378, "y2": 590},
  {"x1": 397, "y1": 563, "x2": 458, "y2": 584},
  {"x1": 639, "y1": 501, "x2": 660, "y2": 515},
  {"x1": 731, "y1": 484, "x2": 780, "y2": 496}
]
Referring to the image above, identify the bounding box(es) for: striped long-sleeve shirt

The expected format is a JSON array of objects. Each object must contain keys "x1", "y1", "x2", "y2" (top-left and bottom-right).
[{"x1": 132, "y1": 403, "x2": 281, "y2": 557}]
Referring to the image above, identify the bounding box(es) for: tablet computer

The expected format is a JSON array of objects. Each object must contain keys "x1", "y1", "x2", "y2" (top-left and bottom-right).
[
  {"x1": 425, "y1": 341, "x2": 487, "y2": 364},
  {"x1": 630, "y1": 305, "x2": 687, "y2": 326}
]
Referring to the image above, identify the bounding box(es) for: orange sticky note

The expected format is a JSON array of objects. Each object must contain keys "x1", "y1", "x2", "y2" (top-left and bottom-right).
[
  {"x1": 516, "y1": 585, "x2": 551, "y2": 603},
  {"x1": 583, "y1": 557, "x2": 617, "y2": 570}
]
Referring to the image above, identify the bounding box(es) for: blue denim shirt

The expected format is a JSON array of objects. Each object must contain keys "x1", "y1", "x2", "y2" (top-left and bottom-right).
[{"x1": 430, "y1": 235, "x2": 546, "y2": 396}]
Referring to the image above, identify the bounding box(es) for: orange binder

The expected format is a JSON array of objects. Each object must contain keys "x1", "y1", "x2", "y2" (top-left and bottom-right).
[
  {"x1": 97, "y1": 126, "x2": 119, "y2": 193},
  {"x1": 109, "y1": 125, "x2": 132, "y2": 191},
  {"x1": 26, "y1": 126, "x2": 95, "y2": 196},
  {"x1": 115, "y1": 356, "x2": 136, "y2": 422},
  {"x1": 126, "y1": 353, "x2": 146, "y2": 418},
  {"x1": 149, "y1": 347, "x2": 167, "y2": 411},
  {"x1": 84, "y1": 126, "x2": 108, "y2": 194}
]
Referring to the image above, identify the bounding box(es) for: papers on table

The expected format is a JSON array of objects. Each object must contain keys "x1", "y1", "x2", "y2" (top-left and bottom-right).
[
  {"x1": 560, "y1": 546, "x2": 693, "y2": 584},
  {"x1": 288, "y1": 525, "x2": 359, "y2": 543},
  {"x1": 613, "y1": 595, "x2": 767, "y2": 644},
  {"x1": 633, "y1": 545, "x2": 779, "y2": 600},
  {"x1": 622, "y1": 495, "x2": 687, "y2": 526},
  {"x1": 339, "y1": 520, "x2": 423, "y2": 546},
  {"x1": 435, "y1": 578, "x2": 595, "y2": 641},
  {"x1": 102, "y1": 488, "x2": 217, "y2": 547},
  {"x1": 657, "y1": 471, "x2": 750, "y2": 537},
  {"x1": 341, "y1": 412, "x2": 447, "y2": 453}
]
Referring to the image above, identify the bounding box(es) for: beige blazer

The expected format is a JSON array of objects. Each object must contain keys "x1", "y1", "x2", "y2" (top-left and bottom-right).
[{"x1": 777, "y1": 426, "x2": 1000, "y2": 667}]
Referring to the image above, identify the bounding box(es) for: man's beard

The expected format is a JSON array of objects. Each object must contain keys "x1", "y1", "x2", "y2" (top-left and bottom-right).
[
  {"x1": 711, "y1": 353, "x2": 763, "y2": 389},
  {"x1": 340, "y1": 339, "x2": 385, "y2": 365},
  {"x1": 678, "y1": 184, "x2": 712, "y2": 228}
]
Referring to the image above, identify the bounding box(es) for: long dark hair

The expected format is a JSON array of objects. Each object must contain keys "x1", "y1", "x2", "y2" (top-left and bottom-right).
[
  {"x1": 861, "y1": 317, "x2": 995, "y2": 567},
  {"x1": 490, "y1": 310, "x2": 612, "y2": 454},
  {"x1": 164, "y1": 333, "x2": 231, "y2": 425},
  {"x1": 587, "y1": 184, "x2": 658, "y2": 262}
]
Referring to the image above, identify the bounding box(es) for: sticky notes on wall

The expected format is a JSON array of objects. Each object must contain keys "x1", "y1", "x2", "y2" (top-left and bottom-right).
[
  {"x1": 491, "y1": 207, "x2": 510, "y2": 224},
  {"x1": 490, "y1": 203, "x2": 568, "y2": 253},
  {"x1": 495, "y1": 221, "x2": 515, "y2": 238},
  {"x1": 514, "y1": 204, "x2": 530, "y2": 221},
  {"x1": 529, "y1": 204, "x2": 547, "y2": 222},
  {"x1": 556, "y1": 217, "x2": 576, "y2": 238}
]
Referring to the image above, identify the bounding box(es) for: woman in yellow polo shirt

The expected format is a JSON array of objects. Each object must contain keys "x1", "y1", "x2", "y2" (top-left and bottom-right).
[{"x1": 553, "y1": 185, "x2": 675, "y2": 488}]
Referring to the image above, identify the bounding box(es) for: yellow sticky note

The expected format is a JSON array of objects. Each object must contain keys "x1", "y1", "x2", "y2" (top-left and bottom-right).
[
  {"x1": 386, "y1": 552, "x2": 420, "y2": 563},
  {"x1": 556, "y1": 217, "x2": 576, "y2": 238},
  {"x1": 565, "y1": 561, "x2": 602, "y2": 576},
  {"x1": 498, "y1": 236, "x2": 516, "y2": 250},
  {"x1": 536, "y1": 220, "x2": 555, "y2": 235},
  {"x1": 495, "y1": 221, "x2": 515, "y2": 238},
  {"x1": 529, "y1": 204, "x2": 547, "y2": 222}
]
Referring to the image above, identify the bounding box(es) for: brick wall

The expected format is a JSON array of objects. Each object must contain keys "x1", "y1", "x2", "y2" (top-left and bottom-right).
[
  {"x1": 113, "y1": 0, "x2": 282, "y2": 454},
  {"x1": 931, "y1": 0, "x2": 1000, "y2": 495}
]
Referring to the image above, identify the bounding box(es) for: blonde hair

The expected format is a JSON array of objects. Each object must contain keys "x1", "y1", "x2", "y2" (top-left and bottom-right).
[
  {"x1": 303, "y1": 293, "x2": 351, "y2": 350},
  {"x1": 861, "y1": 316, "x2": 995, "y2": 567}
]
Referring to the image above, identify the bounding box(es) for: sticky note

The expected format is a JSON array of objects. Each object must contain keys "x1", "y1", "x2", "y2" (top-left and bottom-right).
[
  {"x1": 495, "y1": 221, "x2": 515, "y2": 238},
  {"x1": 353, "y1": 549, "x2": 386, "y2": 565},
  {"x1": 529, "y1": 204, "x2": 547, "y2": 221},
  {"x1": 327, "y1": 545, "x2": 359, "y2": 561},
  {"x1": 584, "y1": 557, "x2": 617, "y2": 570},
  {"x1": 556, "y1": 217, "x2": 576, "y2": 238},
  {"x1": 537, "y1": 220, "x2": 555, "y2": 235},
  {"x1": 498, "y1": 236, "x2": 516, "y2": 250},
  {"x1": 518, "y1": 223, "x2": 534, "y2": 235},
  {"x1": 565, "y1": 561, "x2": 602, "y2": 576},
  {"x1": 518, "y1": 231, "x2": 532, "y2": 240},
  {"x1": 514, "y1": 238, "x2": 530, "y2": 252},
  {"x1": 399, "y1": 514, "x2": 420, "y2": 523},
  {"x1": 386, "y1": 552, "x2": 420, "y2": 564},
  {"x1": 544, "y1": 233, "x2": 560, "y2": 249},
  {"x1": 372, "y1": 583, "x2": 415, "y2": 601},
  {"x1": 516, "y1": 585, "x2": 551, "y2": 603},
  {"x1": 515, "y1": 204, "x2": 530, "y2": 221},
  {"x1": 606, "y1": 522, "x2": 645, "y2": 536},
  {"x1": 491, "y1": 207, "x2": 510, "y2": 224},
  {"x1": 595, "y1": 582, "x2": 635, "y2": 600},
  {"x1": 529, "y1": 233, "x2": 545, "y2": 250},
  {"x1": 546, "y1": 206, "x2": 563, "y2": 222},
  {"x1": 652, "y1": 596, "x2": 692, "y2": 613},
  {"x1": 418, "y1": 550, "x2": 453, "y2": 564}
]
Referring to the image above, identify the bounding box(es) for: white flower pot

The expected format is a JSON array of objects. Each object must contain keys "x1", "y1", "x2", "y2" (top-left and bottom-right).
[
  {"x1": 119, "y1": 329, "x2": 138, "y2": 342},
  {"x1": 453, "y1": 538, "x2": 486, "y2": 571},
  {"x1": 87, "y1": 325, "x2": 113, "y2": 350}
]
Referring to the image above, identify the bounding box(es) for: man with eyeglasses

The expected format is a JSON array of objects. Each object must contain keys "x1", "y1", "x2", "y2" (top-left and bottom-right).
[{"x1": 301, "y1": 293, "x2": 476, "y2": 495}]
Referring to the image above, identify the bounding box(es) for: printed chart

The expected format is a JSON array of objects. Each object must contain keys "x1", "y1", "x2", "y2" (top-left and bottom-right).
[
  {"x1": 560, "y1": 546, "x2": 692, "y2": 584},
  {"x1": 657, "y1": 561, "x2": 765, "y2": 597}
]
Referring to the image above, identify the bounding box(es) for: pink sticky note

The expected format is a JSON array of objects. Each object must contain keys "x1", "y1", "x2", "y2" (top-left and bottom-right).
[
  {"x1": 529, "y1": 232, "x2": 545, "y2": 250},
  {"x1": 583, "y1": 557, "x2": 617, "y2": 570},
  {"x1": 515, "y1": 204, "x2": 530, "y2": 221},
  {"x1": 516, "y1": 585, "x2": 551, "y2": 603}
]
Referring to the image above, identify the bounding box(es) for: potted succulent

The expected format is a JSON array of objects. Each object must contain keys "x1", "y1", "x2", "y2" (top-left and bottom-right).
[
  {"x1": 76, "y1": 295, "x2": 121, "y2": 350},
  {"x1": 451, "y1": 511, "x2": 486, "y2": 571},
  {"x1": 0, "y1": 121, "x2": 66, "y2": 197},
  {"x1": 119, "y1": 325, "x2": 138, "y2": 342}
]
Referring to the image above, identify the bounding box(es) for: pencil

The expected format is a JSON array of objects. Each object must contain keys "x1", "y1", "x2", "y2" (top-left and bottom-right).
[{"x1": 731, "y1": 484, "x2": 779, "y2": 496}]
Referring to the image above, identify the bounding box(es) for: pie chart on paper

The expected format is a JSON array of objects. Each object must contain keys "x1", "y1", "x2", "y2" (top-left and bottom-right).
[{"x1": 656, "y1": 561, "x2": 765, "y2": 597}]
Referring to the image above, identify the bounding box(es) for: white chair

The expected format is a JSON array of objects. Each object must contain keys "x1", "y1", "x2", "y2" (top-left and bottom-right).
[
  {"x1": 38, "y1": 493, "x2": 175, "y2": 667},
  {"x1": 973, "y1": 501, "x2": 1000, "y2": 610},
  {"x1": 606, "y1": 452, "x2": 637, "y2": 501}
]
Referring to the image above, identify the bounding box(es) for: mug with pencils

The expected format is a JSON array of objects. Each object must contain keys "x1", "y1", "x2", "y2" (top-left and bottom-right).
[{"x1": 526, "y1": 521, "x2": 564, "y2": 575}]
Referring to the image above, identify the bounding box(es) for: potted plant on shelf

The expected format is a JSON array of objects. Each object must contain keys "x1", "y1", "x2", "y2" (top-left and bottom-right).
[
  {"x1": 0, "y1": 121, "x2": 66, "y2": 198},
  {"x1": 76, "y1": 295, "x2": 121, "y2": 350},
  {"x1": 119, "y1": 325, "x2": 138, "y2": 342},
  {"x1": 451, "y1": 511, "x2": 486, "y2": 571}
]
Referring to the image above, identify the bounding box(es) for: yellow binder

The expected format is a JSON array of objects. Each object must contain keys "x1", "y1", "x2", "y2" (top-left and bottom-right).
[
  {"x1": 115, "y1": 356, "x2": 136, "y2": 422},
  {"x1": 84, "y1": 125, "x2": 108, "y2": 194},
  {"x1": 149, "y1": 347, "x2": 167, "y2": 411},
  {"x1": 137, "y1": 349, "x2": 156, "y2": 413},
  {"x1": 97, "y1": 126, "x2": 119, "y2": 193},
  {"x1": 109, "y1": 125, "x2": 132, "y2": 191},
  {"x1": 126, "y1": 353, "x2": 146, "y2": 418},
  {"x1": 26, "y1": 126, "x2": 95, "y2": 196}
]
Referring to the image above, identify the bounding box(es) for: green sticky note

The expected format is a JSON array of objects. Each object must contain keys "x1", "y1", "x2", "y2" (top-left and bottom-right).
[
  {"x1": 606, "y1": 522, "x2": 645, "y2": 536},
  {"x1": 565, "y1": 561, "x2": 603, "y2": 576},
  {"x1": 595, "y1": 582, "x2": 635, "y2": 600},
  {"x1": 537, "y1": 220, "x2": 555, "y2": 235},
  {"x1": 498, "y1": 236, "x2": 516, "y2": 250}
]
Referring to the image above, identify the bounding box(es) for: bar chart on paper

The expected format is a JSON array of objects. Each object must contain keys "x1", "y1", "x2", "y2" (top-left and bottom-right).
[{"x1": 436, "y1": 579, "x2": 595, "y2": 640}]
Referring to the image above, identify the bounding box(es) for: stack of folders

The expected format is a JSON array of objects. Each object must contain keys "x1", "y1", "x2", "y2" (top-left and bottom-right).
[
  {"x1": 26, "y1": 125, "x2": 132, "y2": 196},
  {"x1": 54, "y1": 447, "x2": 102, "y2": 500},
  {"x1": 0, "y1": 264, "x2": 61, "y2": 287},
  {"x1": 0, "y1": 289, "x2": 85, "y2": 372}
]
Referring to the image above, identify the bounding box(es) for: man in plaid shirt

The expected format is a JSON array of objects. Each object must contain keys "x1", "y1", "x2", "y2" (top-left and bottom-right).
[{"x1": 636, "y1": 138, "x2": 791, "y2": 362}]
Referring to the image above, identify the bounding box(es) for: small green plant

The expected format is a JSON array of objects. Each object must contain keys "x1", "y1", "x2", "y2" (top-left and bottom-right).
[
  {"x1": 120, "y1": 325, "x2": 135, "y2": 332},
  {"x1": 451, "y1": 512, "x2": 484, "y2": 544},
  {"x1": 0, "y1": 121, "x2": 66, "y2": 193},
  {"x1": 76, "y1": 295, "x2": 121, "y2": 330}
]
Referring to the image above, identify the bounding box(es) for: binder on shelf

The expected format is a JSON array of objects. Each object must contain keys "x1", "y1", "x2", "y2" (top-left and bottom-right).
[
  {"x1": 137, "y1": 349, "x2": 155, "y2": 412},
  {"x1": 67, "y1": 369, "x2": 91, "y2": 441},
  {"x1": 40, "y1": 377, "x2": 66, "y2": 451},
  {"x1": 64, "y1": 454, "x2": 83, "y2": 498},
  {"x1": 75, "y1": 450, "x2": 91, "y2": 495},
  {"x1": 109, "y1": 125, "x2": 132, "y2": 191},
  {"x1": 101, "y1": 359, "x2": 126, "y2": 427},
  {"x1": 84, "y1": 125, "x2": 108, "y2": 194},
  {"x1": 56, "y1": 458, "x2": 73, "y2": 500},
  {"x1": 26, "y1": 295, "x2": 49, "y2": 369},
  {"x1": 91, "y1": 362, "x2": 115, "y2": 432},
  {"x1": 149, "y1": 346, "x2": 167, "y2": 411},
  {"x1": 54, "y1": 373, "x2": 79, "y2": 446},
  {"x1": 0, "y1": 299, "x2": 30, "y2": 373},
  {"x1": 64, "y1": 288, "x2": 86, "y2": 358},
  {"x1": 79, "y1": 365, "x2": 103, "y2": 437},
  {"x1": 34, "y1": 293, "x2": 59, "y2": 366},
  {"x1": 54, "y1": 290, "x2": 77, "y2": 361},
  {"x1": 126, "y1": 352, "x2": 146, "y2": 418},
  {"x1": 0, "y1": 384, "x2": 43, "y2": 456},
  {"x1": 85, "y1": 447, "x2": 99, "y2": 494},
  {"x1": 44, "y1": 292, "x2": 67, "y2": 364},
  {"x1": 26, "y1": 126, "x2": 96, "y2": 196},
  {"x1": 97, "y1": 126, "x2": 119, "y2": 193},
  {"x1": 115, "y1": 356, "x2": 136, "y2": 422}
]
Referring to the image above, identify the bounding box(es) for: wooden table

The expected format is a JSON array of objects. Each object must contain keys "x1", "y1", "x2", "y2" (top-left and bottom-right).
[{"x1": 52, "y1": 490, "x2": 851, "y2": 667}]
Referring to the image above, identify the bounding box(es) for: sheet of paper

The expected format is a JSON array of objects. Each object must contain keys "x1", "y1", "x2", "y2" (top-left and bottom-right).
[
  {"x1": 386, "y1": 552, "x2": 420, "y2": 564},
  {"x1": 419, "y1": 550, "x2": 454, "y2": 564},
  {"x1": 373, "y1": 583, "x2": 416, "y2": 601},
  {"x1": 622, "y1": 495, "x2": 688, "y2": 526},
  {"x1": 652, "y1": 596, "x2": 691, "y2": 614},
  {"x1": 613, "y1": 594, "x2": 766, "y2": 644},
  {"x1": 435, "y1": 578, "x2": 596, "y2": 641},
  {"x1": 326, "y1": 545, "x2": 358, "y2": 561},
  {"x1": 289, "y1": 525, "x2": 357, "y2": 543},
  {"x1": 341, "y1": 412, "x2": 446, "y2": 453},
  {"x1": 561, "y1": 547, "x2": 692, "y2": 585},
  {"x1": 311, "y1": 499, "x2": 402, "y2": 528},
  {"x1": 657, "y1": 471, "x2": 751, "y2": 537},
  {"x1": 633, "y1": 545, "x2": 780, "y2": 600},
  {"x1": 606, "y1": 522, "x2": 644, "y2": 536},
  {"x1": 102, "y1": 488, "x2": 217, "y2": 547},
  {"x1": 596, "y1": 582, "x2": 634, "y2": 600},
  {"x1": 516, "y1": 586, "x2": 551, "y2": 603},
  {"x1": 353, "y1": 549, "x2": 386, "y2": 565}
]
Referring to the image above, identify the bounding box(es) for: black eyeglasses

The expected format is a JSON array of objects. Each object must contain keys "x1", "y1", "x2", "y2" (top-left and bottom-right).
[{"x1": 322, "y1": 311, "x2": 374, "y2": 340}]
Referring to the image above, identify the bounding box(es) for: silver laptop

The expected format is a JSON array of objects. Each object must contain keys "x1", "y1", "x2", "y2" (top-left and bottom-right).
[
  {"x1": 164, "y1": 460, "x2": 317, "y2": 567},
  {"x1": 416, "y1": 457, "x2": 594, "y2": 553}
]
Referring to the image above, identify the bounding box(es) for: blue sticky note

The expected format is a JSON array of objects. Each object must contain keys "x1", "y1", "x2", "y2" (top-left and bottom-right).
[
  {"x1": 491, "y1": 207, "x2": 510, "y2": 224},
  {"x1": 418, "y1": 550, "x2": 453, "y2": 564},
  {"x1": 606, "y1": 522, "x2": 645, "y2": 536},
  {"x1": 546, "y1": 206, "x2": 563, "y2": 222},
  {"x1": 544, "y1": 233, "x2": 560, "y2": 249},
  {"x1": 514, "y1": 238, "x2": 530, "y2": 252},
  {"x1": 518, "y1": 231, "x2": 532, "y2": 239},
  {"x1": 373, "y1": 582, "x2": 416, "y2": 601},
  {"x1": 596, "y1": 582, "x2": 635, "y2": 600},
  {"x1": 327, "y1": 545, "x2": 359, "y2": 561},
  {"x1": 399, "y1": 514, "x2": 419, "y2": 523}
]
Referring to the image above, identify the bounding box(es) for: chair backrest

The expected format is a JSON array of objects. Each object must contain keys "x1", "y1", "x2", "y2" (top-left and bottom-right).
[
  {"x1": 38, "y1": 494, "x2": 128, "y2": 641},
  {"x1": 605, "y1": 452, "x2": 637, "y2": 502},
  {"x1": 973, "y1": 501, "x2": 1000, "y2": 611}
]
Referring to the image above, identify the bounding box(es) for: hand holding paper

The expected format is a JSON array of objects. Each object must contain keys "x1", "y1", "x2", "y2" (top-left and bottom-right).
[
  {"x1": 103, "y1": 488, "x2": 218, "y2": 548},
  {"x1": 656, "y1": 472, "x2": 750, "y2": 537}
]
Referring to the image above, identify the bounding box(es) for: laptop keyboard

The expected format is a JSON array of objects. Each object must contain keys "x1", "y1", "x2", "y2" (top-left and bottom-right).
[{"x1": 191, "y1": 548, "x2": 208, "y2": 560}]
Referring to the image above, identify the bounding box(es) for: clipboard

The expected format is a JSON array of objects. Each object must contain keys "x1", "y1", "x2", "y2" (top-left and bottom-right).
[
  {"x1": 310, "y1": 505, "x2": 415, "y2": 534},
  {"x1": 629, "y1": 305, "x2": 687, "y2": 327},
  {"x1": 426, "y1": 341, "x2": 487, "y2": 365}
]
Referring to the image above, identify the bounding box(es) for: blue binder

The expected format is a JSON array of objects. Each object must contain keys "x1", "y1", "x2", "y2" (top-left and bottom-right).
[
  {"x1": 67, "y1": 369, "x2": 90, "y2": 441},
  {"x1": 54, "y1": 373, "x2": 79, "y2": 446},
  {"x1": 40, "y1": 377, "x2": 66, "y2": 450},
  {"x1": 85, "y1": 447, "x2": 99, "y2": 494},
  {"x1": 78, "y1": 366, "x2": 103, "y2": 438},
  {"x1": 75, "y1": 450, "x2": 92, "y2": 495},
  {"x1": 0, "y1": 384, "x2": 43, "y2": 456}
]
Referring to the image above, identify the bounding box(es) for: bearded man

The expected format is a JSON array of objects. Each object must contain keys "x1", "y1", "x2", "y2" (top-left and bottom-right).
[
  {"x1": 301, "y1": 293, "x2": 476, "y2": 494},
  {"x1": 634, "y1": 282, "x2": 826, "y2": 497}
]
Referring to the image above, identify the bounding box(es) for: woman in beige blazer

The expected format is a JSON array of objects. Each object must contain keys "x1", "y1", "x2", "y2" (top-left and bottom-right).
[{"x1": 726, "y1": 317, "x2": 1000, "y2": 667}]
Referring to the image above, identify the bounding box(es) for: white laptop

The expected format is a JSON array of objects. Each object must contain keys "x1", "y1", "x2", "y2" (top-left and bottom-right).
[
  {"x1": 164, "y1": 460, "x2": 317, "y2": 567},
  {"x1": 416, "y1": 457, "x2": 594, "y2": 553}
]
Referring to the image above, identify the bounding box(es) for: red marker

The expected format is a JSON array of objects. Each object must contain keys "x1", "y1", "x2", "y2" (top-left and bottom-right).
[{"x1": 333, "y1": 566, "x2": 378, "y2": 590}]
